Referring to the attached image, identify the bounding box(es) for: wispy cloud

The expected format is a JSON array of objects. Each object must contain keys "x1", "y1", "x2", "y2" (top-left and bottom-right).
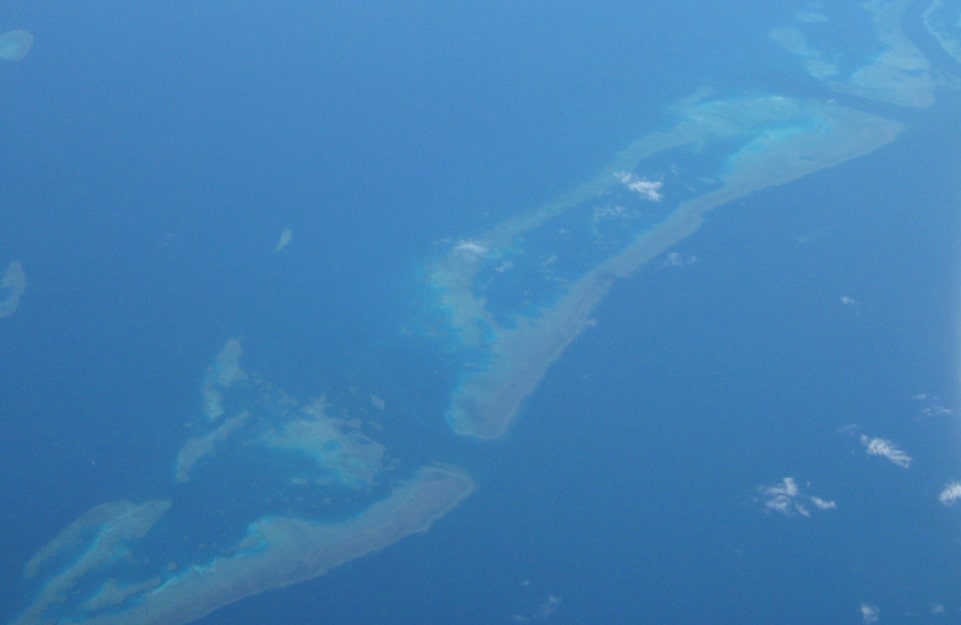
[
  {"x1": 938, "y1": 481, "x2": 961, "y2": 507},
  {"x1": 758, "y1": 477, "x2": 836, "y2": 517},
  {"x1": 661, "y1": 251, "x2": 698, "y2": 268},
  {"x1": 453, "y1": 239, "x2": 489, "y2": 259},
  {"x1": 911, "y1": 392, "x2": 953, "y2": 420},
  {"x1": 859, "y1": 434, "x2": 912, "y2": 469}
]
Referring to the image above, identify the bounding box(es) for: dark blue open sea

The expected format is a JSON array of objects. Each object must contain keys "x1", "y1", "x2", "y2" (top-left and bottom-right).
[{"x1": 3, "y1": 2, "x2": 961, "y2": 624}]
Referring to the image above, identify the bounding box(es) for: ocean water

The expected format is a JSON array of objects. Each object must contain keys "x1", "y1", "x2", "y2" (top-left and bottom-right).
[{"x1": 3, "y1": 2, "x2": 961, "y2": 624}]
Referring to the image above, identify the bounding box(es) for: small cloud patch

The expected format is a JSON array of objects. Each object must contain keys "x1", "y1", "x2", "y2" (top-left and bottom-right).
[
  {"x1": 859, "y1": 435, "x2": 912, "y2": 469},
  {"x1": 758, "y1": 477, "x2": 836, "y2": 517}
]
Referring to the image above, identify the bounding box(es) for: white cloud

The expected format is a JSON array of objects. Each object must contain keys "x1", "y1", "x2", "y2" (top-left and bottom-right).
[
  {"x1": 758, "y1": 477, "x2": 836, "y2": 517},
  {"x1": 921, "y1": 405, "x2": 953, "y2": 418},
  {"x1": 662, "y1": 251, "x2": 698, "y2": 268},
  {"x1": 938, "y1": 481, "x2": 961, "y2": 507},
  {"x1": 840, "y1": 295, "x2": 858, "y2": 305},
  {"x1": 912, "y1": 393, "x2": 953, "y2": 419},
  {"x1": 454, "y1": 239, "x2": 489, "y2": 258},
  {"x1": 860, "y1": 602, "x2": 880, "y2": 624},
  {"x1": 810, "y1": 496, "x2": 837, "y2": 510},
  {"x1": 860, "y1": 435, "x2": 912, "y2": 469},
  {"x1": 614, "y1": 171, "x2": 664, "y2": 202},
  {"x1": 592, "y1": 204, "x2": 630, "y2": 221}
]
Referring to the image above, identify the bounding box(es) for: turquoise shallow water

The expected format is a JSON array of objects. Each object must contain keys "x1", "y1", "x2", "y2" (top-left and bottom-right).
[{"x1": 3, "y1": 2, "x2": 961, "y2": 624}]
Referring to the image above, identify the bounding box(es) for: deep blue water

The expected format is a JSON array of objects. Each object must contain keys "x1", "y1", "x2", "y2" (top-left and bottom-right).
[{"x1": 3, "y1": 2, "x2": 961, "y2": 624}]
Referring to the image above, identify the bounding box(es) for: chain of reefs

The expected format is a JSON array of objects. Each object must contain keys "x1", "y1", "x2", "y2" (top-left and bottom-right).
[
  {"x1": 9, "y1": 1, "x2": 961, "y2": 624},
  {"x1": 433, "y1": 95, "x2": 901, "y2": 440},
  {"x1": 10, "y1": 340, "x2": 475, "y2": 625},
  {"x1": 770, "y1": 0, "x2": 957, "y2": 108}
]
